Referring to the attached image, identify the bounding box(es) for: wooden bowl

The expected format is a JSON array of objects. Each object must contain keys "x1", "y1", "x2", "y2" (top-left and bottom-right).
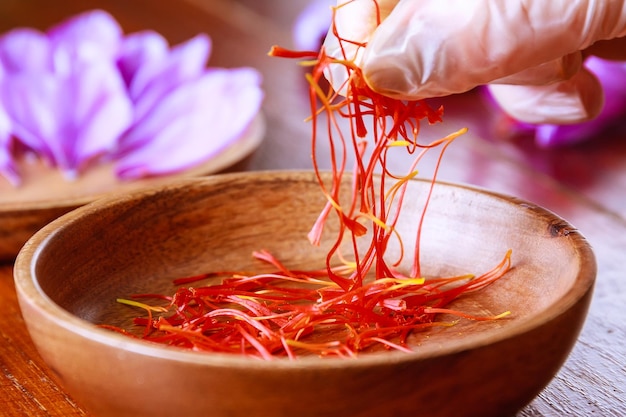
[
  {"x1": 14, "y1": 171, "x2": 596, "y2": 417},
  {"x1": 0, "y1": 115, "x2": 264, "y2": 262}
]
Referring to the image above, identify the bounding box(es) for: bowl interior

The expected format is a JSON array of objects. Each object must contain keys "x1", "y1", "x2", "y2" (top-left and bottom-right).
[{"x1": 25, "y1": 171, "x2": 594, "y2": 358}]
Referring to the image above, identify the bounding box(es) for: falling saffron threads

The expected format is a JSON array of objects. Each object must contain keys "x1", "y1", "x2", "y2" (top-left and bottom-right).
[{"x1": 104, "y1": 1, "x2": 512, "y2": 359}]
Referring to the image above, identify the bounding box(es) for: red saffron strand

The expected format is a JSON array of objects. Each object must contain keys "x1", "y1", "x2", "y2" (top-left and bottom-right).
[{"x1": 103, "y1": 1, "x2": 513, "y2": 359}]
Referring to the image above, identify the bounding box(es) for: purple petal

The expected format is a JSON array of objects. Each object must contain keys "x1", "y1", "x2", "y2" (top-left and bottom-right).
[
  {"x1": 70, "y1": 63, "x2": 134, "y2": 169},
  {"x1": 586, "y1": 56, "x2": 626, "y2": 96},
  {"x1": 293, "y1": 0, "x2": 334, "y2": 51},
  {"x1": 1, "y1": 62, "x2": 133, "y2": 175},
  {"x1": 0, "y1": 105, "x2": 11, "y2": 138},
  {"x1": 116, "y1": 30, "x2": 169, "y2": 87},
  {"x1": 0, "y1": 105, "x2": 19, "y2": 185},
  {"x1": 128, "y1": 34, "x2": 212, "y2": 121},
  {"x1": 0, "y1": 28, "x2": 53, "y2": 73},
  {"x1": 47, "y1": 9, "x2": 123, "y2": 74},
  {"x1": 115, "y1": 67, "x2": 263, "y2": 179},
  {"x1": 1, "y1": 73, "x2": 61, "y2": 161}
]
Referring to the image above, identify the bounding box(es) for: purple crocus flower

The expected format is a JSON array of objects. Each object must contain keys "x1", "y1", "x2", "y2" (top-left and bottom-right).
[
  {"x1": 0, "y1": 9, "x2": 263, "y2": 184},
  {"x1": 0, "y1": 10, "x2": 133, "y2": 180}
]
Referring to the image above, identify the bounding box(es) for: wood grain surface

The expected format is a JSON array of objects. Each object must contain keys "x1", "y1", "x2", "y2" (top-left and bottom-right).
[{"x1": 0, "y1": 0, "x2": 624, "y2": 416}]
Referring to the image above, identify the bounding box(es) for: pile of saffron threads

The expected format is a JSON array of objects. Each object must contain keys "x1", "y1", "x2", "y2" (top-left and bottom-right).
[{"x1": 104, "y1": 2, "x2": 512, "y2": 359}]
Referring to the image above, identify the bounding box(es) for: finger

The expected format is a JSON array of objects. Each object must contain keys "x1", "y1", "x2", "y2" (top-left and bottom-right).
[
  {"x1": 487, "y1": 68, "x2": 604, "y2": 124},
  {"x1": 361, "y1": 0, "x2": 626, "y2": 100},
  {"x1": 322, "y1": 0, "x2": 398, "y2": 93},
  {"x1": 491, "y1": 52, "x2": 582, "y2": 86},
  {"x1": 328, "y1": 0, "x2": 392, "y2": 59}
]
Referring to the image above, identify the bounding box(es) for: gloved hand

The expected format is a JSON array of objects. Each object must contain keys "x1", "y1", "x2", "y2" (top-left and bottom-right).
[{"x1": 323, "y1": 0, "x2": 626, "y2": 124}]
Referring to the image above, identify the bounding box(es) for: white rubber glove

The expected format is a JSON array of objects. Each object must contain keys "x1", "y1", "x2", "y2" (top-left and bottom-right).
[{"x1": 324, "y1": 0, "x2": 626, "y2": 124}]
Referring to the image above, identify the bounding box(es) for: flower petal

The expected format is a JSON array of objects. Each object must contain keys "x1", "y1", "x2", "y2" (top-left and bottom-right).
[
  {"x1": 116, "y1": 30, "x2": 169, "y2": 87},
  {"x1": 128, "y1": 34, "x2": 212, "y2": 121},
  {"x1": 115, "y1": 67, "x2": 263, "y2": 179},
  {"x1": 0, "y1": 105, "x2": 18, "y2": 185},
  {"x1": 70, "y1": 63, "x2": 134, "y2": 170},
  {"x1": 47, "y1": 9, "x2": 123, "y2": 74},
  {"x1": 0, "y1": 28, "x2": 53, "y2": 73},
  {"x1": 586, "y1": 56, "x2": 626, "y2": 96},
  {"x1": 1, "y1": 72, "x2": 61, "y2": 162}
]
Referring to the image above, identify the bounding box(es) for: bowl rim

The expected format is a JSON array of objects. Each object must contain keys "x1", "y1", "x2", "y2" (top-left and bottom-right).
[{"x1": 14, "y1": 170, "x2": 597, "y2": 370}]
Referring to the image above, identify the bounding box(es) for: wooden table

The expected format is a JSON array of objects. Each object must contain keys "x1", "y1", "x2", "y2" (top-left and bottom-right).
[{"x1": 0, "y1": 0, "x2": 624, "y2": 415}]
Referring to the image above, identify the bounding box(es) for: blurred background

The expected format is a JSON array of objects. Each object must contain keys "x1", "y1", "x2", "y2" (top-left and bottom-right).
[
  {"x1": 0, "y1": 1, "x2": 625, "y2": 416},
  {"x1": 1, "y1": 0, "x2": 626, "y2": 218}
]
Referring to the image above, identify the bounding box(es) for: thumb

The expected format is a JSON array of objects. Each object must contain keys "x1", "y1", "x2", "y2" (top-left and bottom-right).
[
  {"x1": 322, "y1": 0, "x2": 398, "y2": 94},
  {"x1": 361, "y1": 0, "x2": 626, "y2": 100}
]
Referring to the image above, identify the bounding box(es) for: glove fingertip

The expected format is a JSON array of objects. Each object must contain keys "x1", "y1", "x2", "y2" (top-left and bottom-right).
[{"x1": 487, "y1": 69, "x2": 604, "y2": 125}]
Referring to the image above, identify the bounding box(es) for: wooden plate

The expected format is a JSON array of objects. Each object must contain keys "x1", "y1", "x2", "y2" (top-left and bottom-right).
[{"x1": 0, "y1": 115, "x2": 265, "y2": 262}]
